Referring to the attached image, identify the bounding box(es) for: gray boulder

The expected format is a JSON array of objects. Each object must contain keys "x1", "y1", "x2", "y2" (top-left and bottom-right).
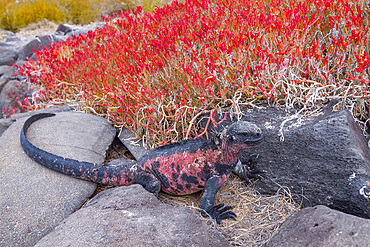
[
  {"x1": 4, "y1": 36, "x2": 22, "y2": 42},
  {"x1": 118, "y1": 126, "x2": 148, "y2": 160},
  {"x1": 66, "y1": 24, "x2": 104, "y2": 38},
  {"x1": 0, "y1": 65, "x2": 12, "y2": 76},
  {"x1": 0, "y1": 65, "x2": 15, "y2": 93},
  {"x1": 54, "y1": 23, "x2": 104, "y2": 38},
  {"x1": 0, "y1": 30, "x2": 15, "y2": 37},
  {"x1": 237, "y1": 106, "x2": 370, "y2": 218},
  {"x1": 0, "y1": 42, "x2": 14, "y2": 48},
  {"x1": 55, "y1": 23, "x2": 73, "y2": 35},
  {"x1": 0, "y1": 110, "x2": 115, "y2": 246},
  {"x1": 35, "y1": 185, "x2": 230, "y2": 247},
  {"x1": 267, "y1": 205, "x2": 370, "y2": 246},
  {"x1": 0, "y1": 47, "x2": 17, "y2": 65},
  {"x1": 0, "y1": 79, "x2": 31, "y2": 118},
  {"x1": 0, "y1": 117, "x2": 12, "y2": 136}
]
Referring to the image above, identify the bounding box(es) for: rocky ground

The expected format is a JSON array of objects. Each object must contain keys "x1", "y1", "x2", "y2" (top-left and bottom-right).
[{"x1": 1, "y1": 23, "x2": 370, "y2": 246}]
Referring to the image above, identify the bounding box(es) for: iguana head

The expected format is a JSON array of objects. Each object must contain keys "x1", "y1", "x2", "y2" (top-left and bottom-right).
[{"x1": 220, "y1": 121, "x2": 262, "y2": 148}]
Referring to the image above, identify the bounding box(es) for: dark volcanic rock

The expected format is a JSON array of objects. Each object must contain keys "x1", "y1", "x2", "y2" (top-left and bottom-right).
[
  {"x1": 267, "y1": 205, "x2": 370, "y2": 247},
  {"x1": 35, "y1": 185, "x2": 230, "y2": 247},
  {"x1": 0, "y1": 111, "x2": 115, "y2": 247},
  {"x1": 238, "y1": 106, "x2": 370, "y2": 218}
]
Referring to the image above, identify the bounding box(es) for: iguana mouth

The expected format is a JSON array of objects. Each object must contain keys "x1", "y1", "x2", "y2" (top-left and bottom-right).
[{"x1": 245, "y1": 133, "x2": 263, "y2": 146}]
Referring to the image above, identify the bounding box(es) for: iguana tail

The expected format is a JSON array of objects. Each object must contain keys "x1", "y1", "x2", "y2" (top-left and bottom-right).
[{"x1": 20, "y1": 113, "x2": 136, "y2": 186}]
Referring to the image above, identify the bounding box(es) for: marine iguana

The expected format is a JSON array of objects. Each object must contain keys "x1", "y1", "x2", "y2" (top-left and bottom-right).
[{"x1": 20, "y1": 113, "x2": 263, "y2": 224}]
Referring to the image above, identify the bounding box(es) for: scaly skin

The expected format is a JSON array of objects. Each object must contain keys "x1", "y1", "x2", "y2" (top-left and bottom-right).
[{"x1": 21, "y1": 113, "x2": 263, "y2": 224}]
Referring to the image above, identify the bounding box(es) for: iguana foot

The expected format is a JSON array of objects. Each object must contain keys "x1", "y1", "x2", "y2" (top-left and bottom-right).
[
  {"x1": 234, "y1": 153, "x2": 265, "y2": 183},
  {"x1": 201, "y1": 203, "x2": 237, "y2": 224}
]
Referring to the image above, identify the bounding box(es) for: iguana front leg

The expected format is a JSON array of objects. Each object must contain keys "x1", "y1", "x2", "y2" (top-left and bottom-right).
[{"x1": 200, "y1": 175, "x2": 236, "y2": 224}]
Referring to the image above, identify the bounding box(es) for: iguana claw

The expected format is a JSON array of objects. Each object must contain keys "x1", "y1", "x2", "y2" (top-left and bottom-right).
[
  {"x1": 234, "y1": 153, "x2": 265, "y2": 183},
  {"x1": 202, "y1": 203, "x2": 236, "y2": 224}
]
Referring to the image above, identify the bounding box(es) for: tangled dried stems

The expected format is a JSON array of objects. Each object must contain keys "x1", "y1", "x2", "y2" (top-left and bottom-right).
[
  {"x1": 15, "y1": 0, "x2": 370, "y2": 146},
  {"x1": 159, "y1": 174, "x2": 300, "y2": 246}
]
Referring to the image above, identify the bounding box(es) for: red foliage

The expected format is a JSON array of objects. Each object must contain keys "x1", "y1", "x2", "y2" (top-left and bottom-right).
[{"x1": 17, "y1": 0, "x2": 370, "y2": 146}]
